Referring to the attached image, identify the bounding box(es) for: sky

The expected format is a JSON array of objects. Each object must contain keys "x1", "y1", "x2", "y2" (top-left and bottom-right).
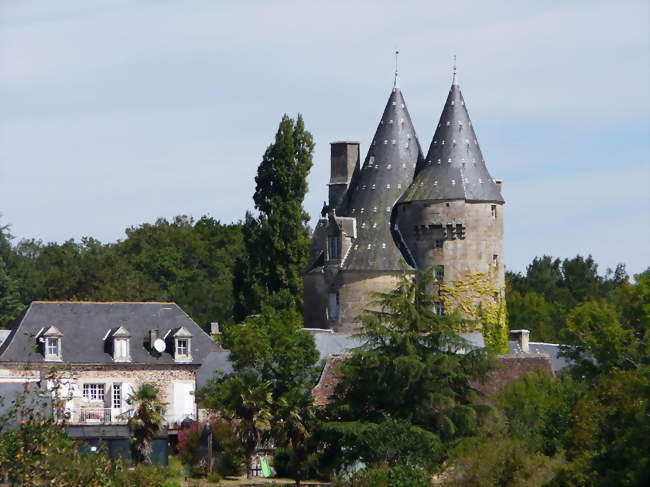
[{"x1": 0, "y1": 0, "x2": 648, "y2": 275}]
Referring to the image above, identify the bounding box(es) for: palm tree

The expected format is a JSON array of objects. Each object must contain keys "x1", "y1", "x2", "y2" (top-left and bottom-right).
[
  {"x1": 200, "y1": 370, "x2": 272, "y2": 479},
  {"x1": 126, "y1": 383, "x2": 166, "y2": 464}
]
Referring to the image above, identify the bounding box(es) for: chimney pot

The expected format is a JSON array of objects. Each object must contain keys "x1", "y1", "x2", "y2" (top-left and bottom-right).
[
  {"x1": 510, "y1": 329, "x2": 530, "y2": 353},
  {"x1": 210, "y1": 322, "x2": 220, "y2": 335}
]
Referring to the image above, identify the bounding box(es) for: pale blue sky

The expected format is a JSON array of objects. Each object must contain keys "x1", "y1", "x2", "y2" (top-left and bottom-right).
[{"x1": 0, "y1": 0, "x2": 648, "y2": 275}]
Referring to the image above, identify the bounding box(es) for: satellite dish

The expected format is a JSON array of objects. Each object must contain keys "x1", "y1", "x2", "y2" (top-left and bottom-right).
[{"x1": 153, "y1": 338, "x2": 166, "y2": 353}]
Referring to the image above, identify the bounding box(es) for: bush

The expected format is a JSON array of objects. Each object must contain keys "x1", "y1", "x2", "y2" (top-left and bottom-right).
[
  {"x1": 212, "y1": 419, "x2": 244, "y2": 477},
  {"x1": 207, "y1": 471, "x2": 223, "y2": 483},
  {"x1": 273, "y1": 446, "x2": 294, "y2": 478},
  {"x1": 339, "y1": 466, "x2": 431, "y2": 487},
  {"x1": 177, "y1": 422, "x2": 204, "y2": 465}
]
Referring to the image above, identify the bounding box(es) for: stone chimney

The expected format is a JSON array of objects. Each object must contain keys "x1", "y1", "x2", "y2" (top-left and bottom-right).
[
  {"x1": 510, "y1": 329, "x2": 530, "y2": 353},
  {"x1": 210, "y1": 322, "x2": 220, "y2": 335},
  {"x1": 328, "y1": 141, "x2": 359, "y2": 210}
]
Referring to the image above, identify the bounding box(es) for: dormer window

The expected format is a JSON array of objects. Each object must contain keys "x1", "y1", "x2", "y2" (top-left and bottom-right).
[
  {"x1": 173, "y1": 326, "x2": 193, "y2": 362},
  {"x1": 111, "y1": 326, "x2": 131, "y2": 362},
  {"x1": 328, "y1": 235, "x2": 341, "y2": 259},
  {"x1": 42, "y1": 326, "x2": 63, "y2": 361}
]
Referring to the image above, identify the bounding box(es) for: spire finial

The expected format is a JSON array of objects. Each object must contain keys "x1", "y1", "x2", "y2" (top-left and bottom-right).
[
  {"x1": 452, "y1": 54, "x2": 458, "y2": 85},
  {"x1": 393, "y1": 49, "x2": 400, "y2": 89}
]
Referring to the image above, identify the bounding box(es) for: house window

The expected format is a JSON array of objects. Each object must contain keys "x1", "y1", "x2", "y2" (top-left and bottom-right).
[
  {"x1": 435, "y1": 266, "x2": 445, "y2": 281},
  {"x1": 328, "y1": 292, "x2": 340, "y2": 320},
  {"x1": 113, "y1": 338, "x2": 130, "y2": 361},
  {"x1": 328, "y1": 235, "x2": 341, "y2": 259},
  {"x1": 46, "y1": 338, "x2": 59, "y2": 357},
  {"x1": 434, "y1": 239, "x2": 444, "y2": 249},
  {"x1": 176, "y1": 339, "x2": 189, "y2": 358},
  {"x1": 493, "y1": 255, "x2": 499, "y2": 267},
  {"x1": 112, "y1": 384, "x2": 122, "y2": 409},
  {"x1": 435, "y1": 303, "x2": 445, "y2": 316},
  {"x1": 491, "y1": 205, "x2": 497, "y2": 218},
  {"x1": 83, "y1": 383, "x2": 105, "y2": 401}
]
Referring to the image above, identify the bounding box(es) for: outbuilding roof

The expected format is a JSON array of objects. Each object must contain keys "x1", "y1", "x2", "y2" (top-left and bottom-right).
[{"x1": 0, "y1": 302, "x2": 218, "y2": 365}]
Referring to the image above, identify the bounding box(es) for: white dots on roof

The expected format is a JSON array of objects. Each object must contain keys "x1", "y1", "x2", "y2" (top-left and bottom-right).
[
  {"x1": 360, "y1": 208, "x2": 365, "y2": 213},
  {"x1": 446, "y1": 121, "x2": 450, "y2": 126},
  {"x1": 386, "y1": 184, "x2": 390, "y2": 189},
  {"x1": 387, "y1": 164, "x2": 392, "y2": 169},
  {"x1": 367, "y1": 244, "x2": 372, "y2": 249},
  {"x1": 437, "y1": 159, "x2": 441, "y2": 164},
  {"x1": 373, "y1": 207, "x2": 377, "y2": 212},
  {"x1": 386, "y1": 206, "x2": 391, "y2": 212},
  {"x1": 384, "y1": 140, "x2": 388, "y2": 145},
  {"x1": 362, "y1": 185, "x2": 367, "y2": 190},
  {"x1": 402, "y1": 163, "x2": 406, "y2": 168},
  {"x1": 434, "y1": 180, "x2": 438, "y2": 186},
  {"x1": 354, "y1": 244, "x2": 358, "y2": 250},
  {"x1": 400, "y1": 119, "x2": 404, "y2": 125},
  {"x1": 452, "y1": 139, "x2": 456, "y2": 145},
  {"x1": 352, "y1": 208, "x2": 356, "y2": 213},
  {"x1": 382, "y1": 243, "x2": 386, "y2": 249},
  {"x1": 448, "y1": 158, "x2": 452, "y2": 163},
  {"x1": 372, "y1": 223, "x2": 377, "y2": 228},
  {"x1": 371, "y1": 184, "x2": 376, "y2": 190},
  {"x1": 464, "y1": 178, "x2": 469, "y2": 183},
  {"x1": 405, "y1": 143, "x2": 409, "y2": 149},
  {"x1": 391, "y1": 101, "x2": 396, "y2": 106},
  {"x1": 479, "y1": 178, "x2": 483, "y2": 184},
  {"x1": 389, "y1": 119, "x2": 393, "y2": 124},
  {"x1": 433, "y1": 140, "x2": 437, "y2": 145},
  {"x1": 391, "y1": 140, "x2": 396, "y2": 145},
  {"x1": 441, "y1": 140, "x2": 445, "y2": 145},
  {"x1": 369, "y1": 156, "x2": 375, "y2": 164},
  {"x1": 361, "y1": 222, "x2": 367, "y2": 229},
  {"x1": 397, "y1": 183, "x2": 402, "y2": 189},
  {"x1": 401, "y1": 104, "x2": 405, "y2": 108},
  {"x1": 451, "y1": 179, "x2": 456, "y2": 185}
]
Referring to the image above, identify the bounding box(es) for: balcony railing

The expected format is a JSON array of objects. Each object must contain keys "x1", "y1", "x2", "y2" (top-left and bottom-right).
[{"x1": 66, "y1": 408, "x2": 130, "y2": 424}]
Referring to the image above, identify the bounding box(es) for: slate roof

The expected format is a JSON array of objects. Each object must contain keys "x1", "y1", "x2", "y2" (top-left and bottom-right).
[
  {"x1": 337, "y1": 85, "x2": 424, "y2": 271},
  {"x1": 507, "y1": 341, "x2": 570, "y2": 373},
  {"x1": 0, "y1": 302, "x2": 218, "y2": 365},
  {"x1": 0, "y1": 330, "x2": 10, "y2": 347},
  {"x1": 399, "y1": 74, "x2": 504, "y2": 204}
]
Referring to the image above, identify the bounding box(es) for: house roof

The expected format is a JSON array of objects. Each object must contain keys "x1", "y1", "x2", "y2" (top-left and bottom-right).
[
  {"x1": 336, "y1": 85, "x2": 424, "y2": 271},
  {"x1": 0, "y1": 301, "x2": 218, "y2": 365},
  {"x1": 399, "y1": 74, "x2": 504, "y2": 204}
]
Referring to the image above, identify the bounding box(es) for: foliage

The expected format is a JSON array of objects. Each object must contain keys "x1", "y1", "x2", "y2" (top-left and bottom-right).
[
  {"x1": 336, "y1": 465, "x2": 431, "y2": 487},
  {"x1": 211, "y1": 418, "x2": 245, "y2": 476},
  {"x1": 506, "y1": 254, "x2": 631, "y2": 342},
  {"x1": 177, "y1": 422, "x2": 204, "y2": 465},
  {"x1": 553, "y1": 367, "x2": 650, "y2": 486},
  {"x1": 233, "y1": 114, "x2": 314, "y2": 318},
  {"x1": 329, "y1": 271, "x2": 494, "y2": 441},
  {"x1": 0, "y1": 259, "x2": 25, "y2": 328},
  {"x1": 496, "y1": 370, "x2": 587, "y2": 455},
  {"x1": 0, "y1": 215, "x2": 244, "y2": 330},
  {"x1": 197, "y1": 370, "x2": 272, "y2": 478},
  {"x1": 127, "y1": 383, "x2": 166, "y2": 464},
  {"x1": 439, "y1": 271, "x2": 508, "y2": 352},
  {"x1": 219, "y1": 305, "x2": 320, "y2": 396}
]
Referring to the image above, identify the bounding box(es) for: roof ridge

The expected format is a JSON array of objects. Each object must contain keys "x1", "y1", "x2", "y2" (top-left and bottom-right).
[{"x1": 32, "y1": 301, "x2": 177, "y2": 305}]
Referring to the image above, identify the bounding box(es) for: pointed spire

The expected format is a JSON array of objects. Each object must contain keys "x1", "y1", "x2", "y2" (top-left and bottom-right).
[
  {"x1": 338, "y1": 81, "x2": 423, "y2": 271},
  {"x1": 399, "y1": 73, "x2": 504, "y2": 204},
  {"x1": 393, "y1": 49, "x2": 400, "y2": 89},
  {"x1": 452, "y1": 54, "x2": 458, "y2": 86}
]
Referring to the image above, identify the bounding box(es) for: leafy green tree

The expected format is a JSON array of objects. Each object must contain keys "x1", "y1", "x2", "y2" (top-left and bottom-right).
[
  {"x1": 339, "y1": 465, "x2": 432, "y2": 487},
  {"x1": 0, "y1": 260, "x2": 24, "y2": 328},
  {"x1": 197, "y1": 370, "x2": 273, "y2": 479},
  {"x1": 127, "y1": 384, "x2": 166, "y2": 464},
  {"x1": 554, "y1": 368, "x2": 650, "y2": 487},
  {"x1": 506, "y1": 290, "x2": 558, "y2": 342},
  {"x1": 234, "y1": 114, "x2": 315, "y2": 319}
]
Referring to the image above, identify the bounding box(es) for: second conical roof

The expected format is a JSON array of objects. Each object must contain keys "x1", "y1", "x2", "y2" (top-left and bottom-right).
[
  {"x1": 340, "y1": 86, "x2": 423, "y2": 271},
  {"x1": 400, "y1": 77, "x2": 504, "y2": 204}
]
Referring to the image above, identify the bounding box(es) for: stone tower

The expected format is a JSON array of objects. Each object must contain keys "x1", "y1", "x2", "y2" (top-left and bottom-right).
[
  {"x1": 391, "y1": 71, "x2": 505, "y2": 320},
  {"x1": 303, "y1": 77, "x2": 423, "y2": 331}
]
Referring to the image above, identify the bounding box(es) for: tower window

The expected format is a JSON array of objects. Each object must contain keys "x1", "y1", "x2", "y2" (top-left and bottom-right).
[
  {"x1": 491, "y1": 205, "x2": 497, "y2": 218},
  {"x1": 435, "y1": 266, "x2": 445, "y2": 281},
  {"x1": 328, "y1": 235, "x2": 341, "y2": 259},
  {"x1": 328, "y1": 293, "x2": 340, "y2": 320},
  {"x1": 435, "y1": 303, "x2": 445, "y2": 316},
  {"x1": 493, "y1": 255, "x2": 499, "y2": 267},
  {"x1": 434, "y1": 239, "x2": 444, "y2": 249}
]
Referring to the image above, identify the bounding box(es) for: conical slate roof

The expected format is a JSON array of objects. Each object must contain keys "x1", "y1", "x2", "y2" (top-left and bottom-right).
[
  {"x1": 340, "y1": 84, "x2": 423, "y2": 271},
  {"x1": 400, "y1": 75, "x2": 504, "y2": 204}
]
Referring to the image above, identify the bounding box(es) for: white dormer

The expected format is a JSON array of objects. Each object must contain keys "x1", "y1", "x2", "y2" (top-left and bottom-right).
[
  {"x1": 112, "y1": 326, "x2": 131, "y2": 362},
  {"x1": 42, "y1": 326, "x2": 63, "y2": 361},
  {"x1": 173, "y1": 326, "x2": 192, "y2": 362}
]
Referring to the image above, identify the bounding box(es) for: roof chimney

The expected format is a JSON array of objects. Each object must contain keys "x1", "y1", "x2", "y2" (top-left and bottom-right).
[
  {"x1": 210, "y1": 322, "x2": 220, "y2": 335},
  {"x1": 510, "y1": 329, "x2": 530, "y2": 353},
  {"x1": 328, "y1": 141, "x2": 359, "y2": 210}
]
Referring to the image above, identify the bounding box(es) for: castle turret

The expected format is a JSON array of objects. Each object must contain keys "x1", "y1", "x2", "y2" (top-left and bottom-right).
[
  {"x1": 392, "y1": 69, "x2": 506, "y2": 332},
  {"x1": 304, "y1": 74, "x2": 423, "y2": 331}
]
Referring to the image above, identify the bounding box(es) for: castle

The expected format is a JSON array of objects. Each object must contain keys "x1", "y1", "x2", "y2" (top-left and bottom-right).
[{"x1": 304, "y1": 66, "x2": 505, "y2": 333}]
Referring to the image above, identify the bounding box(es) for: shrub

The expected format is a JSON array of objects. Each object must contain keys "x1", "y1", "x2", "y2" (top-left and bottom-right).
[
  {"x1": 338, "y1": 465, "x2": 431, "y2": 487},
  {"x1": 207, "y1": 471, "x2": 223, "y2": 483},
  {"x1": 177, "y1": 422, "x2": 204, "y2": 465},
  {"x1": 273, "y1": 446, "x2": 294, "y2": 478}
]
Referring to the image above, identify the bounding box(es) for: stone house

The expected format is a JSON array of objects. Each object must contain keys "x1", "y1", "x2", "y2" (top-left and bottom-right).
[{"x1": 0, "y1": 301, "x2": 219, "y2": 431}]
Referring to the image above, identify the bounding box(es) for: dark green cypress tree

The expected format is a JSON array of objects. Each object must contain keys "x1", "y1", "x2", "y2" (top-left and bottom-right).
[{"x1": 234, "y1": 114, "x2": 314, "y2": 320}]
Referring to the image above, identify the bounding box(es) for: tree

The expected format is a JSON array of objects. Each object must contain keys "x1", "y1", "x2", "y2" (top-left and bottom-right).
[
  {"x1": 211, "y1": 306, "x2": 321, "y2": 485},
  {"x1": 127, "y1": 384, "x2": 166, "y2": 464},
  {"x1": 0, "y1": 260, "x2": 24, "y2": 328},
  {"x1": 234, "y1": 114, "x2": 315, "y2": 319},
  {"x1": 327, "y1": 271, "x2": 494, "y2": 467}
]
